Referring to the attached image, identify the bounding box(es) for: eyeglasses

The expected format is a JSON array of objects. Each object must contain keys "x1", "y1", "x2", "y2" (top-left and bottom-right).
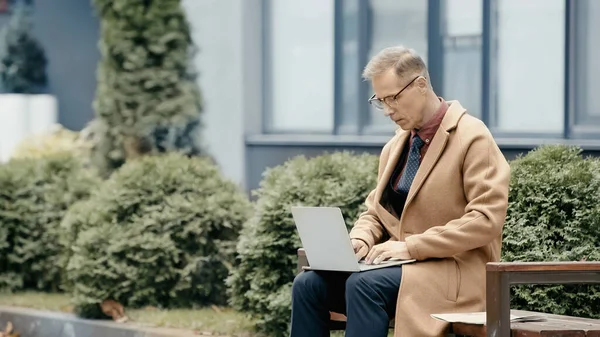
[{"x1": 368, "y1": 76, "x2": 420, "y2": 110}]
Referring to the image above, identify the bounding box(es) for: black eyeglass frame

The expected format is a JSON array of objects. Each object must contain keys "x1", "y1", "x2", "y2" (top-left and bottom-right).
[{"x1": 368, "y1": 75, "x2": 422, "y2": 110}]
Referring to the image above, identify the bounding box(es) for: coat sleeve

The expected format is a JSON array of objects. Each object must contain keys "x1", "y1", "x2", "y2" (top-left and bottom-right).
[
  {"x1": 347, "y1": 139, "x2": 394, "y2": 249},
  {"x1": 405, "y1": 122, "x2": 510, "y2": 260}
]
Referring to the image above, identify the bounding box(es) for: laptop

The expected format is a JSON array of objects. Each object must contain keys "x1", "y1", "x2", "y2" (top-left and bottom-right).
[{"x1": 291, "y1": 206, "x2": 416, "y2": 272}]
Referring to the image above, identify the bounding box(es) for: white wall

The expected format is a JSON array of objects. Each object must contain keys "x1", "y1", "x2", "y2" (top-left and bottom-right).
[{"x1": 182, "y1": 0, "x2": 246, "y2": 188}]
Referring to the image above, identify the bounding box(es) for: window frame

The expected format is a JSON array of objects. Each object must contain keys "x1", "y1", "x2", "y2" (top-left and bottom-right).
[
  {"x1": 567, "y1": 0, "x2": 600, "y2": 139},
  {"x1": 259, "y1": 0, "x2": 600, "y2": 140},
  {"x1": 261, "y1": 0, "x2": 444, "y2": 136},
  {"x1": 482, "y1": 0, "x2": 600, "y2": 140},
  {"x1": 261, "y1": 0, "x2": 337, "y2": 135}
]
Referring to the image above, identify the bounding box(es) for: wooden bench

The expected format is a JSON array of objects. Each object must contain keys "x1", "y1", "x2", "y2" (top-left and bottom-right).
[
  {"x1": 296, "y1": 248, "x2": 600, "y2": 336},
  {"x1": 482, "y1": 261, "x2": 600, "y2": 337},
  {"x1": 451, "y1": 309, "x2": 600, "y2": 337}
]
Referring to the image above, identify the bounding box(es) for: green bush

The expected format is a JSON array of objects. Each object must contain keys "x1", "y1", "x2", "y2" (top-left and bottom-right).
[
  {"x1": 503, "y1": 145, "x2": 600, "y2": 318},
  {"x1": 227, "y1": 152, "x2": 379, "y2": 336},
  {"x1": 0, "y1": 153, "x2": 100, "y2": 292},
  {"x1": 65, "y1": 153, "x2": 251, "y2": 318},
  {"x1": 90, "y1": 0, "x2": 204, "y2": 176}
]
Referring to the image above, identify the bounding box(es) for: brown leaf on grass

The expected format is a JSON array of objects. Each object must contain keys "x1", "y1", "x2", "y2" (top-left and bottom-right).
[
  {"x1": 0, "y1": 321, "x2": 19, "y2": 337},
  {"x1": 60, "y1": 304, "x2": 75, "y2": 313},
  {"x1": 101, "y1": 299, "x2": 130, "y2": 323},
  {"x1": 210, "y1": 305, "x2": 222, "y2": 314}
]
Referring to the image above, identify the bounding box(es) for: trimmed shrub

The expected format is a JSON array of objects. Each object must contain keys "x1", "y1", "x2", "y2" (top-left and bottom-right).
[
  {"x1": 227, "y1": 151, "x2": 379, "y2": 336},
  {"x1": 503, "y1": 145, "x2": 600, "y2": 318},
  {"x1": 0, "y1": 153, "x2": 100, "y2": 292},
  {"x1": 11, "y1": 124, "x2": 87, "y2": 160},
  {"x1": 90, "y1": 0, "x2": 204, "y2": 176},
  {"x1": 65, "y1": 153, "x2": 251, "y2": 318}
]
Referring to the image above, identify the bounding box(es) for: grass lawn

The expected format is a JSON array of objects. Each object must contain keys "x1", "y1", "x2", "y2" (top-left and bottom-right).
[{"x1": 0, "y1": 292, "x2": 259, "y2": 336}]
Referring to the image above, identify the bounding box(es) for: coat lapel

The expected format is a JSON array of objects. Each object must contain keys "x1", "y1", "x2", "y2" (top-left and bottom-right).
[
  {"x1": 374, "y1": 130, "x2": 410, "y2": 236},
  {"x1": 378, "y1": 130, "x2": 409, "y2": 194},
  {"x1": 403, "y1": 128, "x2": 448, "y2": 209},
  {"x1": 403, "y1": 101, "x2": 466, "y2": 210}
]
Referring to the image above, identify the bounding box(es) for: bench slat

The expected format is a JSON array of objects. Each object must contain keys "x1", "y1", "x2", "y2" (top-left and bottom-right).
[
  {"x1": 487, "y1": 262, "x2": 600, "y2": 272},
  {"x1": 512, "y1": 310, "x2": 600, "y2": 325},
  {"x1": 451, "y1": 310, "x2": 600, "y2": 337},
  {"x1": 513, "y1": 324, "x2": 585, "y2": 337},
  {"x1": 514, "y1": 320, "x2": 600, "y2": 332}
]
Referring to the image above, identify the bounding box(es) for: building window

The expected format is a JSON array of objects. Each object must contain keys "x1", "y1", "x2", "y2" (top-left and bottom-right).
[
  {"x1": 487, "y1": 0, "x2": 565, "y2": 135},
  {"x1": 337, "y1": 0, "x2": 431, "y2": 135},
  {"x1": 263, "y1": 0, "x2": 486, "y2": 136},
  {"x1": 574, "y1": 0, "x2": 600, "y2": 131},
  {"x1": 263, "y1": 0, "x2": 432, "y2": 135},
  {"x1": 261, "y1": 0, "x2": 600, "y2": 141},
  {"x1": 364, "y1": 0, "x2": 428, "y2": 132},
  {"x1": 264, "y1": 0, "x2": 335, "y2": 133},
  {"x1": 336, "y1": 0, "x2": 362, "y2": 133},
  {"x1": 442, "y1": 0, "x2": 483, "y2": 119}
]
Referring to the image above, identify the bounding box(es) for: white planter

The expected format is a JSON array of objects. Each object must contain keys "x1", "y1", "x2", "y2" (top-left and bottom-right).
[
  {"x1": 0, "y1": 94, "x2": 29, "y2": 162},
  {"x1": 28, "y1": 94, "x2": 58, "y2": 135},
  {"x1": 0, "y1": 93, "x2": 58, "y2": 162}
]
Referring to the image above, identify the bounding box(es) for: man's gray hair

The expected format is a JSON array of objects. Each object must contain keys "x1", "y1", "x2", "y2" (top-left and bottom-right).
[{"x1": 362, "y1": 46, "x2": 431, "y2": 87}]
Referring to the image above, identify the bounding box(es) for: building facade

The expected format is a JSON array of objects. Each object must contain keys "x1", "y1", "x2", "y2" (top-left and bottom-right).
[
  {"x1": 3, "y1": 0, "x2": 600, "y2": 192},
  {"x1": 189, "y1": 0, "x2": 600, "y2": 192}
]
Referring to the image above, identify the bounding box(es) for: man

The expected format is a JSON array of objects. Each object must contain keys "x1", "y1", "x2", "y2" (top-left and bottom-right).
[{"x1": 290, "y1": 46, "x2": 510, "y2": 337}]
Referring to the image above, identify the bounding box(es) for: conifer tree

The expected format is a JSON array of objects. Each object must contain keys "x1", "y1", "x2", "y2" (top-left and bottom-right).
[
  {"x1": 89, "y1": 0, "x2": 204, "y2": 176},
  {"x1": 0, "y1": 3, "x2": 47, "y2": 94}
]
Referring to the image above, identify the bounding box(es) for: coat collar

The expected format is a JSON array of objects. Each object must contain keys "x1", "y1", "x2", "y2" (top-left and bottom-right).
[
  {"x1": 440, "y1": 100, "x2": 466, "y2": 132},
  {"x1": 381, "y1": 100, "x2": 467, "y2": 213},
  {"x1": 394, "y1": 100, "x2": 466, "y2": 135}
]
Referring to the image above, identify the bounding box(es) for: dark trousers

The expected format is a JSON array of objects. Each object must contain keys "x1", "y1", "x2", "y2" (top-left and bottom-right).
[{"x1": 290, "y1": 266, "x2": 402, "y2": 337}]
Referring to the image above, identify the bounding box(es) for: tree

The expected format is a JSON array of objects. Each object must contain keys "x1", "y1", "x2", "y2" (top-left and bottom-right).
[
  {"x1": 89, "y1": 0, "x2": 205, "y2": 176},
  {"x1": 0, "y1": 2, "x2": 47, "y2": 94}
]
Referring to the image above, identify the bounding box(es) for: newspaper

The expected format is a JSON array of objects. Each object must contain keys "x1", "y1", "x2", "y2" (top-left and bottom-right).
[{"x1": 431, "y1": 312, "x2": 547, "y2": 325}]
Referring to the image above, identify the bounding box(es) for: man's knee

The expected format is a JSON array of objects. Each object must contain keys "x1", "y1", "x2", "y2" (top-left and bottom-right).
[
  {"x1": 292, "y1": 271, "x2": 326, "y2": 299},
  {"x1": 345, "y1": 272, "x2": 374, "y2": 298}
]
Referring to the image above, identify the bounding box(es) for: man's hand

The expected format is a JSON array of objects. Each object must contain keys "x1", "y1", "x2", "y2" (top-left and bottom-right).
[
  {"x1": 365, "y1": 241, "x2": 412, "y2": 265},
  {"x1": 351, "y1": 239, "x2": 368, "y2": 261}
]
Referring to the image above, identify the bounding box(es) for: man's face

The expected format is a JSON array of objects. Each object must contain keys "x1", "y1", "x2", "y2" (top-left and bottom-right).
[{"x1": 371, "y1": 68, "x2": 427, "y2": 130}]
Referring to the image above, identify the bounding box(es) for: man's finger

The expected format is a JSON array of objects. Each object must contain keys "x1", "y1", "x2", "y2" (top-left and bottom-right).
[
  {"x1": 366, "y1": 246, "x2": 382, "y2": 264},
  {"x1": 373, "y1": 251, "x2": 390, "y2": 265},
  {"x1": 355, "y1": 246, "x2": 368, "y2": 261},
  {"x1": 365, "y1": 247, "x2": 375, "y2": 262}
]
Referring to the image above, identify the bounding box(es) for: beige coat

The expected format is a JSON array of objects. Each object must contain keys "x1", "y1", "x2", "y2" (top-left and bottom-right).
[{"x1": 349, "y1": 100, "x2": 510, "y2": 337}]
